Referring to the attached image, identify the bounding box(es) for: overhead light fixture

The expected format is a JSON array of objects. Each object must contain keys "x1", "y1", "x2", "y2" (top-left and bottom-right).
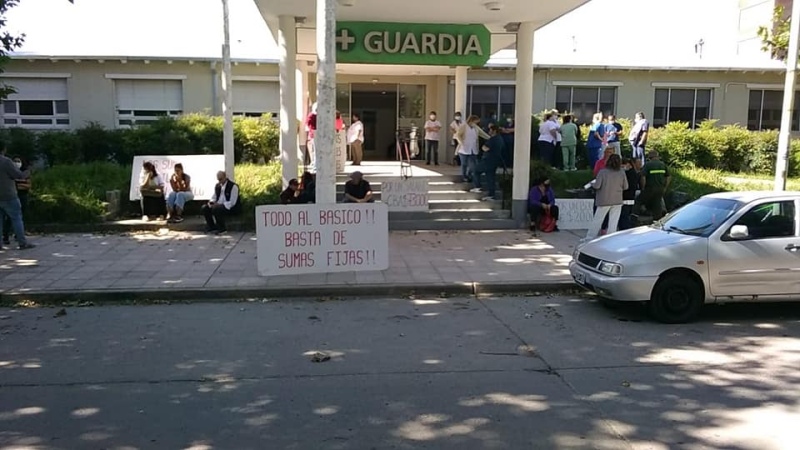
[
  {"x1": 504, "y1": 22, "x2": 521, "y2": 33},
  {"x1": 484, "y1": 1, "x2": 503, "y2": 11}
]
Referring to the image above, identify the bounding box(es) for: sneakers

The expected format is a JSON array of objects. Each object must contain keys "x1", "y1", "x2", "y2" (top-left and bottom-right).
[
  {"x1": 173, "y1": 216, "x2": 184, "y2": 223},
  {"x1": 481, "y1": 196, "x2": 497, "y2": 202},
  {"x1": 469, "y1": 188, "x2": 483, "y2": 193},
  {"x1": 18, "y1": 243, "x2": 35, "y2": 250}
]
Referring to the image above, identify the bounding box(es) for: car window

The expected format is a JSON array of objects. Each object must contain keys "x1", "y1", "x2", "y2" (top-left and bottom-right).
[
  {"x1": 733, "y1": 200, "x2": 797, "y2": 239},
  {"x1": 660, "y1": 197, "x2": 741, "y2": 237}
]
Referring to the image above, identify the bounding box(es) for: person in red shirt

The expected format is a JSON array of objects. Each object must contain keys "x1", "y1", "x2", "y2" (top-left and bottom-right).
[
  {"x1": 593, "y1": 146, "x2": 615, "y2": 177},
  {"x1": 305, "y1": 103, "x2": 318, "y2": 169}
]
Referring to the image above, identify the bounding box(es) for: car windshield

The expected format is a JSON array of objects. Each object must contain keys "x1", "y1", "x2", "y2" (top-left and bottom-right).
[{"x1": 658, "y1": 197, "x2": 742, "y2": 237}]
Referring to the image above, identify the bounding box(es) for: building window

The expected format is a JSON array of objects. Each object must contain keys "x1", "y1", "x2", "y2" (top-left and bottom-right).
[
  {"x1": 1, "y1": 78, "x2": 70, "y2": 128},
  {"x1": 747, "y1": 89, "x2": 799, "y2": 131},
  {"x1": 554, "y1": 86, "x2": 616, "y2": 125},
  {"x1": 232, "y1": 80, "x2": 279, "y2": 120},
  {"x1": 467, "y1": 85, "x2": 516, "y2": 120},
  {"x1": 653, "y1": 88, "x2": 712, "y2": 128},
  {"x1": 114, "y1": 79, "x2": 183, "y2": 127}
]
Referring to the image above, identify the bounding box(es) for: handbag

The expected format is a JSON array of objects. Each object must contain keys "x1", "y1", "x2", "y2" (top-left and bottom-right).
[
  {"x1": 140, "y1": 187, "x2": 163, "y2": 198},
  {"x1": 538, "y1": 210, "x2": 556, "y2": 233}
]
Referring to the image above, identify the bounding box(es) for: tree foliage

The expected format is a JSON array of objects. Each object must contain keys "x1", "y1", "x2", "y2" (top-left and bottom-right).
[
  {"x1": 0, "y1": 0, "x2": 25, "y2": 99},
  {"x1": 758, "y1": 5, "x2": 791, "y2": 61}
]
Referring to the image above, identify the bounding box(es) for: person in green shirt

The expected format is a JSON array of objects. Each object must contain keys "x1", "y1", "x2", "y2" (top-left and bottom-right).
[
  {"x1": 638, "y1": 150, "x2": 671, "y2": 220},
  {"x1": 559, "y1": 114, "x2": 579, "y2": 171}
]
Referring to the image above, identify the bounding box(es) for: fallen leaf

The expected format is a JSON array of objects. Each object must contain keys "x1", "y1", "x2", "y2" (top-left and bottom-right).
[
  {"x1": 621, "y1": 381, "x2": 631, "y2": 388},
  {"x1": 310, "y1": 352, "x2": 331, "y2": 363}
]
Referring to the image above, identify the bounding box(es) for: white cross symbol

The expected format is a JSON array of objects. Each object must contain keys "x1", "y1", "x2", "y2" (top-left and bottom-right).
[{"x1": 336, "y1": 29, "x2": 356, "y2": 51}]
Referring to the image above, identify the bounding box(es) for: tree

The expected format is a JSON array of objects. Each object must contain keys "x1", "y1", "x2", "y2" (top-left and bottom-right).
[
  {"x1": 758, "y1": 5, "x2": 791, "y2": 61},
  {"x1": 0, "y1": 0, "x2": 73, "y2": 99},
  {"x1": 0, "y1": 0, "x2": 26, "y2": 99}
]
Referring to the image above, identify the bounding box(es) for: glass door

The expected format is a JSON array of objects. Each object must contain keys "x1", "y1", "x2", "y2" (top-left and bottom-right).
[{"x1": 336, "y1": 83, "x2": 351, "y2": 128}]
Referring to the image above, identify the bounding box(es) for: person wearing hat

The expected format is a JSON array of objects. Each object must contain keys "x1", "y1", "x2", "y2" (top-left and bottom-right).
[
  {"x1": 638, "y1": 150, "x2": 671, "y2": 220},
  {"x1": 343, "y1": 171, "x2": 374, "y2": 203}
]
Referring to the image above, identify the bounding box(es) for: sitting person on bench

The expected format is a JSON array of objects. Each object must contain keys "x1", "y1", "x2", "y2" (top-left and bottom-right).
[
  {"x1": 202, "y1": 170, "x2": 240, "y2": 234},
  {"x1": 167, "y1": 163, "x2": 193, "y2": 223},
  {"x1": 280, "y1": 178, "x2": 303, "y2": 205},
  {"x1": 343, "y1": 171, "x2": 374, "y2": 203}
]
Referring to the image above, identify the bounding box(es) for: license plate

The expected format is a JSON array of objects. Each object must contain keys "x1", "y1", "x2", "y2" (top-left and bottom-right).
[{"x1": 574, "y1": 271, "x2": 586, "y2": 285}]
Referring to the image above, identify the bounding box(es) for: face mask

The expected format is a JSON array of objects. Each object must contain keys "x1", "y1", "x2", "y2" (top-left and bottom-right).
[
  {"x1": 544, "y1": 182, "x2": 550, "y2": 187},
  {"x1": 430, "y1": 115, "x2": 436, "y2": 120},
  {"x1": 455, "y1": 115, "x2": 462, "y2": 120},
  {"x1": 14, "y1": 162, "x2": 22, "y2": 169}
]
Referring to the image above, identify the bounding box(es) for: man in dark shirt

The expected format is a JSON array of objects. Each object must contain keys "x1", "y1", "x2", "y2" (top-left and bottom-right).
[
  {"x1": 638, "y1": 150, "x2": 671, "y2": 220},
  {"x1": 619, "y1": 158, "x2": 642, "y2": 230},
  {"x1": 280, "y1": 179, "x2": 302, "y2": 205},
  {"x1": 343, "y1": 171, "x2": 374, "y2": 203}
]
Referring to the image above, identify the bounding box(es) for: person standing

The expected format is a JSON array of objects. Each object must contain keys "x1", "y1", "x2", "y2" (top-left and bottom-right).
[
  {"x1": 619, "y1": 157, "x2": 642, "y2": 230},
  {"x1": 639, "y1": 150, "x2": 671, "y2": 221},
  {"x1": 629, "y1": 111, "x2": 650, "y2": 165},
  {"x1": 587, "y1": 113, "x2": 606, "y2": 171},
  {"x1": 424, "y1": 111, "x2": 442, "y2": 166},
  {"x1": 347, "y1": 113, "x2": 364, "y2": 166},
  {"x1": 605, "y1": 114, "x2": 623, "y2": 156},
  {"x1": 305, "y1": 102, "x2": 318, "y2": 170},
  {"x1": 202, "y1": 171, "x2": 240, "y2": 234},
  {"x1": 449, "y1": 112, "x2": 463, "y2": 166},
  {"x1": 559, "y1": 115, "x2": 579, "y2": 171},
  {"x1": 471, "y1": 124, "x2": 503, "y2": 201},
  {"x1": 2, "y1": 156, "x2": 30, "y2": 246},
  {"x1": 586, "y1": 154, "x2": 628, "y2": 241},
  {"x1": 498, "y1": 112, "x2": 515, "y2": 167},
  {"x1": 455, "y1": 115, "x2": 489, "y2": 183},
  {"x1": 537, "y1": 112, "x2": 558, "y2": 165},
  {"x1": 0, "y1": 148, "x2": 34, "y2": 250}
]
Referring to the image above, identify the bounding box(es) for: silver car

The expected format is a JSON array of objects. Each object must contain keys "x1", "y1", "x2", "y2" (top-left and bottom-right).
[{"x1": 569, "y1": 191, "x2": 800, "y2": 323}]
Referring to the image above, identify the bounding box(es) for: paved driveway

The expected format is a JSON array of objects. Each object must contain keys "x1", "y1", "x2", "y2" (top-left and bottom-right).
[{"x1": 1, "y1": 295, "x2": 798, "y2": 449}]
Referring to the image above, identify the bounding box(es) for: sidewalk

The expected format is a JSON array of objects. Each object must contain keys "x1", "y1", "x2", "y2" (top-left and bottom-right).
[{"x1": 0, "y1": 229, "x2": 582, "y2": 303}]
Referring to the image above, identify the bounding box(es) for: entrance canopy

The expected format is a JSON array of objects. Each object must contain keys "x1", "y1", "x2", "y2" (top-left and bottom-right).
[{"x1": 255, "y1": 0, "x2": 590, "y2": 70}]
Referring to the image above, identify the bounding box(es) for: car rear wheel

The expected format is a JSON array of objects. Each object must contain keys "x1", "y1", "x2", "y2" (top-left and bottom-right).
[{"x1": 649, "y1": 274, "x2": 703, "y2": 324}]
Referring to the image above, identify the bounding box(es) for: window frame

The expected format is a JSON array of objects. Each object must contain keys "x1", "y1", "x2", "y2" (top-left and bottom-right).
[
  {"x1": 467, "y1": 85, "x2": 517, "y2": 120},
  {"x1": 726, "y1": 200, "x2": 798, "y2": 241},
  {"x1": 747, "y1": 89, "x2": 800, "y2": 131},
  {"x1": 652, "y1": 87, "x2": 714, "y2": 128},
  {"x1": 554, "y1": 86, "x2": 618, "y2": 125},
  {"x1": 113, "y1": 79, "x2": 184, "y2": 129},
  {"x1": 1, "y1": 99, "x2": 70, "y2": 129}
]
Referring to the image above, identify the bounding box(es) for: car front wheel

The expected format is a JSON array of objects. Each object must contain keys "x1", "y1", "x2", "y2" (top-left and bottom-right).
[{"x1": 649, "y1": 274, "x2": 703, "y2": 324}]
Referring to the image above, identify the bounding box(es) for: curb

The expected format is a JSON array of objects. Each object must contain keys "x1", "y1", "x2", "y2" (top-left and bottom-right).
[{"x1": 0, "y1": 281, "x2": 579, "y2": 306}]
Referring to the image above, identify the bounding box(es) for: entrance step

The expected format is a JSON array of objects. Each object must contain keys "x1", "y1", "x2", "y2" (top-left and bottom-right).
[
  {"x1": 390, "y1": 218, "x2": 518, "y2": 231},
  {"x1": 389, "y1": 209, "x2": 510, "y2": 221}
]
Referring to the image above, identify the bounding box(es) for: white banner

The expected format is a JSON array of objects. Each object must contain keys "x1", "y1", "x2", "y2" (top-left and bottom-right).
[
  {"x1": 256, "y1": 203, "x2": 389, "y2": 276},
  {"x1": 130, "y1": 155, "x2": 224, "y2": 201},
  {"x1": 557, "y1": 199, "x2": 594, "y2": 230},
  {"x1": 381, "y1": 178, "x2": 429, "y2": 211}
]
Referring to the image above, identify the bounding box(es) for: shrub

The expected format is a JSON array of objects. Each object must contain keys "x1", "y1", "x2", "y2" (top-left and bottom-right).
[
  {"x1": 24, "y1": 162, "x2": 283, "y2": 225},
  {"x1": 0, "y1": 113, "x2": 279, "y2": 166}
]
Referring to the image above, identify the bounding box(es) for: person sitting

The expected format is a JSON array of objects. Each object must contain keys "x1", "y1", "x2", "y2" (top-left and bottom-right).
[
  {"x1": 280, "y1": 179, "x2": 303, "y2": 205},
  {"x1": 166, "y1": 163, "x2": 193, "y2": 223},
  {"x1": 343, "y1": 171, "x2": 374, "y2": 203},
  {"x1": 528, "y1": 178, "x2": 560, "y2": 234},
  {"x1": 202, "y1": 171, "x2": 240, "y2": 234},
  {"x1": 298, "y1": 171, "x2": 316, "y2": 203},
  {"x1": 139, "y1": 161, "x2": 166, "y2": 221}
]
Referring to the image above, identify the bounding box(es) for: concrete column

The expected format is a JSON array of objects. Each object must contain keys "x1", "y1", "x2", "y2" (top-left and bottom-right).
[
  {"x1": 512, "y1": 22, "x2": 535, "y2": 226},
  {"x1": 298, "y1": 62, "x2": 310, "y2": 164},
  {"x1": 454, "y1": 66, "x2": 468, "y2": 117},
  {"x1": 278, "y1": 16, "x2": 298, "y2": 189},
  {"x1": 221, "y1": 0, "x2": 235, "y2": 180},
  {"x1": 315, "y1": 0, "x2": 337, "y2": 204}
]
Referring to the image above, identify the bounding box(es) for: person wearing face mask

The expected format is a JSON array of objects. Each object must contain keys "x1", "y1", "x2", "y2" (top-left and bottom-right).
[
  {"x1": 450, "y1": 112, "x2": 463, "y2": 166},
  {"x1": 455, "y1": 115, "x2": 490, "y2": 183},
  {"x1": 0, "y1": 148, "x2": 34, "y2": 250},
  {"x1": 528, "y1": 178, "x2": 559, "y2": 234},
  {"x1": 424, "y1": 111, "x2": 442, "y2": 166}
]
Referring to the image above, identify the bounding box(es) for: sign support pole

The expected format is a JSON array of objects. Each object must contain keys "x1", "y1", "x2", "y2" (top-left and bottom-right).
[
  {"x1": 776, "y1": 1, "x2": 800, "y2": 191},
  {"x1": 315, "y1": 0, "x2": 337, "y2": 204},
  {"x1": 221, "y1": 0, "x2": 235, "y2": 180}
]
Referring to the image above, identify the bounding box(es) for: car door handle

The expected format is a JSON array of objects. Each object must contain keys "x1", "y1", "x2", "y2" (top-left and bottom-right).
[{"x1": 787, "y1": 244, "x2": 800, "y2": 252}]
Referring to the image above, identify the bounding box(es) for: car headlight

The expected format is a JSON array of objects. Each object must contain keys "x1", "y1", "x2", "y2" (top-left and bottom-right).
[
  {"x1": 598, "y1": 261, "x2": 623, "y2": 276},
  {"x1": 572, "y1": 248, "x2": 580, "y2": 261}
]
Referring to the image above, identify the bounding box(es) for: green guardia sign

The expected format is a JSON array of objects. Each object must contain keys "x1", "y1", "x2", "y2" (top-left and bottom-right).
[{"x1": 335, "y1": 22, "x2": 491, "y2": 66}]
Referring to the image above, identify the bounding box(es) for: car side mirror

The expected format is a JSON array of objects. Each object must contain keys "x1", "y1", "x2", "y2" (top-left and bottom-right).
[{"x1": 729, "y1": 225, "x2": 750, "y2": 240}]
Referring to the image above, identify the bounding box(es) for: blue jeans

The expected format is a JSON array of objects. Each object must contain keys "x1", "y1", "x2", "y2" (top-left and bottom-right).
[
  {"x1": 167, "y1": 191, "x2": 194, "y2": 211},
  {"x1": 0, "y1": 198, "x2": 27, "y2": 246},
  {"x1": 459, "y1": 154, "x2": 477, "y2": 181},
  {"x1": 631, "y1": 143, "x2": 646, "y2": 165},
  {"x1": 473, "y1": 157, "x2": 499, "y2": 197}
]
